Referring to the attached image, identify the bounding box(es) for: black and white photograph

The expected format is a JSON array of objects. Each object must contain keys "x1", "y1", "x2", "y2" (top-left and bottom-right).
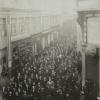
[{"x1": 0, "y1": 0, "x2": 100, "y2": 100}]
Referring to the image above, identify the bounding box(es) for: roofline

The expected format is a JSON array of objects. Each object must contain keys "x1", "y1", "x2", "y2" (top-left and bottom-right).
[
  {"x1": 0, "y1": 8, "x2": 41, "y2": 13},
  {"x1": 77, "y1": 9, "x2": 100, "y2": 14}
]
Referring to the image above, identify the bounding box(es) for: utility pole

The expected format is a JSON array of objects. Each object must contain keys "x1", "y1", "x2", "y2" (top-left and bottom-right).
[{"x1": 6, "y1": 15, "x2": 12, "y2": 69}]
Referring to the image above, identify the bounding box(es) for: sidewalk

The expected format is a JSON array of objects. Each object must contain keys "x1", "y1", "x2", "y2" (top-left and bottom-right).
[{"x1": 0, "y1": 93, "x2": 2, "y2": 100}]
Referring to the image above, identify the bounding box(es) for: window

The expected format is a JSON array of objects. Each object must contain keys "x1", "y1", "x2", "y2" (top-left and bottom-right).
[{"x1": 0, "y1": 18, "x2": 7, "y2": 37}]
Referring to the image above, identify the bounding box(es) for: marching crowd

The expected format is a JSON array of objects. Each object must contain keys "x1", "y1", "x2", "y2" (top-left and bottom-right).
[{"x1": 1, "y1": 36, "x2": 97, "y2": 100}]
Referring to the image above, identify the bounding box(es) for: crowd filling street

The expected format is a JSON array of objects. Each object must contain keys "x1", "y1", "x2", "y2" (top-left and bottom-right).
[{"x1": 1, "y1": 36, "x2": 98, "y2": 100}]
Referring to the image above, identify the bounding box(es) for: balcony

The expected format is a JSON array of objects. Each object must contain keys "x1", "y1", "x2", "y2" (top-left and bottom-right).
[{"x1": 78, "y1": 0, "x2": 100, "y2": 11}]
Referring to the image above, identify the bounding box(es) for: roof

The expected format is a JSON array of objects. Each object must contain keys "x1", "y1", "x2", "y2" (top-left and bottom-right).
[
  {"x1": 0, "y1": 8, "x2": 40, "y2": 13},
  {"x1": 77, "y1": 9, "x2": 100, "y2": 15}
]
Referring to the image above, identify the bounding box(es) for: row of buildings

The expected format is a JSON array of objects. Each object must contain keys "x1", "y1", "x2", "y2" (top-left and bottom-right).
[{"x1": 0, "y1": 7, "x2": 67, "y2": 75}]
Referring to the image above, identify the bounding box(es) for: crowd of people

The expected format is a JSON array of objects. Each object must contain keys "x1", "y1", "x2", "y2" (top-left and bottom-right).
[{"x1": 1, "y1": 36, "x2": 97, "y2": 100}]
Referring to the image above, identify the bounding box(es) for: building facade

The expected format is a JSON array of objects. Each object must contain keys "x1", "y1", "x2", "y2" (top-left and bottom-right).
[
  {"x1": 0, "y1": 8, "x2": 63, "y2": 75},
  {"x1": 77, "y1": 0, "x2": 100, "y2": 97}
]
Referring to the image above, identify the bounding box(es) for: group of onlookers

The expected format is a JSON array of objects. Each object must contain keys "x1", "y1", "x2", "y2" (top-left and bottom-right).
[{"x1": 1, "y1": 36, "x2": 97, "y2": 100}]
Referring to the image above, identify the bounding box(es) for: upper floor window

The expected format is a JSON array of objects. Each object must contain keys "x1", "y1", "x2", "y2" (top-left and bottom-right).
[{"x1": 0, "y1": 18, "x2": 7, "y2": 37}]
